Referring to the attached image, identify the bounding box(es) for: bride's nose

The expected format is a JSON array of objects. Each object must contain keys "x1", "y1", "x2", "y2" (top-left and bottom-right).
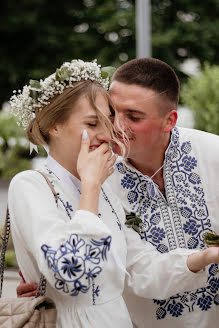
[{"x1": 96, "y1": 126, "x2": 111, "y2": 143}]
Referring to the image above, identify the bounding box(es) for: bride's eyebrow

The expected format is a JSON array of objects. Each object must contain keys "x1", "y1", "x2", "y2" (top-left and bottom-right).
[{"x1": 84, "y1": 115, "x2": 98, "y2": 119}]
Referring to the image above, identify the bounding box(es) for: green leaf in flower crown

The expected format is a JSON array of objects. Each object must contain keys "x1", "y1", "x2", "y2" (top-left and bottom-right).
[
  {"x1": 55, "y1": 66, "x2": 71, "y2": 82},
  {"x1": 29, "y1": 80, "x2": 42, "y2": 100},
  {"x1": 101, "y1": 66, "x2": 116, "y2": 83},
  {"x1": 29, "y1": 80, "x2": 41, "y2": 90}
]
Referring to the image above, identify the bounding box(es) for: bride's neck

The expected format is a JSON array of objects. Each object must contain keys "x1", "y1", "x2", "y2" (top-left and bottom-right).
[{"x1": 49, "y1": 149, "x2": 79, "y2": 178}]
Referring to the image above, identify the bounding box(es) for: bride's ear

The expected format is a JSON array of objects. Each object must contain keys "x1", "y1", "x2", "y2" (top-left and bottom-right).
[{"x1": 48, "y1": 124, "x2": 61, "y2": 138}]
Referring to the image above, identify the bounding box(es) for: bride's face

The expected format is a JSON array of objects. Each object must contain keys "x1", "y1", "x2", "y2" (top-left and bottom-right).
[{"x1": 50, "y1": 92, "x2": 113, "y2": 160}]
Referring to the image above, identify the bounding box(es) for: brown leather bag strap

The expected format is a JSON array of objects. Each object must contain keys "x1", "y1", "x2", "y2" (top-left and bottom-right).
[{"x1": 0, "y1": 208, "x2": 10, "y2": 297}]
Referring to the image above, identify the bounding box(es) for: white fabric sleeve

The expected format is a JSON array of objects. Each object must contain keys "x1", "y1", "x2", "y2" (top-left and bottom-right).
[
  {"x1": 124, "y1": 224, "x2": 208, "y2": 300},
  {"x1": 8, "y1": 171, "x2": 112, "y2": 297}
]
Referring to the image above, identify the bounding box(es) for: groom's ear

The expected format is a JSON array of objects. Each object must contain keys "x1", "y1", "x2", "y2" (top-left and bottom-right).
[{"x1": 163, "y1": 110, "x2": 178, "y2": 133}]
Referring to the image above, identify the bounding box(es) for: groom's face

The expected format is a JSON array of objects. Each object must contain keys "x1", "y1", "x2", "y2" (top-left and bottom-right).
[{"x1": 109, "y1": 81, "x2": 167, "y2": 160}]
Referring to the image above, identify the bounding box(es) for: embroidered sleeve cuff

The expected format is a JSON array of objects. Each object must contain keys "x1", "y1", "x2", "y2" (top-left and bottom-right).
[{"x1": 171, "y1": 248, "x2": 208, "y2": 291}]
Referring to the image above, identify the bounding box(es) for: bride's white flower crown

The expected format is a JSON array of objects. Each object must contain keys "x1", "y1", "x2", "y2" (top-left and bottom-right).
[{"x1": 9, "y1": 59, "x2": 115, "y2": 129}]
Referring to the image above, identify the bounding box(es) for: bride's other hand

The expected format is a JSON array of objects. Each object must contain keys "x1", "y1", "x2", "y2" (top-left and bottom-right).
[{"x1": 77, "y1": 129, "x2": 116, "y2": 188}]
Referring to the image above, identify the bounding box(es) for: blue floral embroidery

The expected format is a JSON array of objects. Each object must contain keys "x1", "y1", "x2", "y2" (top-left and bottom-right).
[
  {"x1": 116, "y1": 162, "x2": 126, "y2": 174},
  {"x1": 150, "y1": 213, "x2": 161, "y2": 225},
  {"x1": 65, "y1": 201, "x2": 73, "y2": 212},
  {"x1": 208, "y1": 277, "x2": 219, "y2": 293},
  {"x1": 197, "y1": 294, "x2": 212, "y2": 311},
  {"x1": 183, "y1": 219, "x2": 201, "y2": 235},
  {"x1": 181, "y1": 155, "x2": 197, "y2": 172},
  {"x1": 121, "y1": 174, "x2": 137, "y2": 189},
  {"x1": 127, "y1": 191, "x2": 138, "y2": 204},
  {"x1": 148, "y1": 227, "x2": 165, "y2": 243},
  {"x1": 157, "y1": 244, "x2": 168, "y2": 253},
  {"x1": 155, "y1": 264, "x2": 219, "y2": 319},
  {"x1": 90, "y1": 236, "x2": 112, "y2": 261},
  {"x1": 44, "y1": 167, "x2": 122, "y2": 302},
  {"x1": 41, "y1": 233, "x2": 111, "y2": 297},
  {"x1": 187, "y1": 236, "x2": 199, "y2": 249},
  {"x1": 167, "y1": 300, "x2": 184, "y2": 317},
  {"x1": 116, "y1": 127, "x2": 219, "y2": 319}
]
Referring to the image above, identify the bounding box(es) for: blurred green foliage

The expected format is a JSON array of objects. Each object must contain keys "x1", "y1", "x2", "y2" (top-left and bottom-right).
[
  {"x1": 0, "y1": 106, "x2": 46, "y2": 179},
  {"x1": 181, "y1": 64, "x2": 219, "y2": 135},
  {"x1": 0, "y1": 226, "x2": 18, "y2": 268},
  {"x1": 0, "y1": 0, "x2": 219, "y2": 178},
  {"x1": 1, "y1": 0, "x2": 135, "y2": 106},
  {"x1": 1, "y1": 0, "x2": 219, "y2": 106},
  {"x1": 4, "y1": 250, "x2": 18, "y2": 268},
  {"x1": 152, "y1": 0, "x2": 219, "y2": 80}
]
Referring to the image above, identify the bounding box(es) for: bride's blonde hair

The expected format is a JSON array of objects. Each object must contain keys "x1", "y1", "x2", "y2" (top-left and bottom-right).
[{"x1": 26, "y1": 79, "x2": 128, "y2": 156}]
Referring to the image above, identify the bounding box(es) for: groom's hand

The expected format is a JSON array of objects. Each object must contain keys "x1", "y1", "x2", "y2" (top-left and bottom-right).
[
  {"x1": 17, "y1": 281, "x2": 38, "y2": 298},
  {"x1": 16, "y1": 269, "x2": 38, "y2": 298}
]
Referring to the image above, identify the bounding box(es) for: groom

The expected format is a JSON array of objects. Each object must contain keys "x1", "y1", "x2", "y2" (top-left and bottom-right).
[
  {"x1": 17, "y1": 58, "x2": 219, "y2": 328},
  {"x1": 108, "y1": 57, "x2": 219, "y2": 328}
]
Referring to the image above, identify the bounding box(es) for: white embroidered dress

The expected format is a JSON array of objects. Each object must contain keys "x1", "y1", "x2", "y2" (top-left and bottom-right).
[
  {"x1": 109, "y1": 127, "x2": 219, "y2": 328},
  {"x1": 8, "y1": 155, "x2": 208, "y2": 328}
]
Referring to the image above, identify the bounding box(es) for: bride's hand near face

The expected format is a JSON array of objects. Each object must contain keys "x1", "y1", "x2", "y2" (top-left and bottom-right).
[
  {"x1": 77, "y1": 130, "x2": 116, "y2": 215},
  {"x1": 77, "y1": 129, "x2": 116, "y2": 186}
]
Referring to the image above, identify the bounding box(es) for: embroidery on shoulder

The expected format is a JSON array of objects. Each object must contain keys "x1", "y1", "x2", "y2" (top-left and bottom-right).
[{"x1": 41, "y1": 233, "x2": 111, "y2": 297}]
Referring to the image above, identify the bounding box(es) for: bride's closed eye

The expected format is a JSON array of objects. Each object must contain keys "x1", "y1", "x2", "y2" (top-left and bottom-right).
[{"x1": 87, "y1": 122, "x2": 97, "y2": 127}]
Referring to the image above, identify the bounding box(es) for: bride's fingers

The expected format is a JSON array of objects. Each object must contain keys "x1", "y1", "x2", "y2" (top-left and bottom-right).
[
  {"x1": 106, "y1": 153, "x2": 116, "y2": 163},
  {"x1": 96, "y1": 142, "x2": 109, "y2": 154},
  {"x1": 108, "y1": 166, "x2": 115, "y2": 176},
  {"x1": 79, "y1": 130, "x2": 90, "y2": 156}
]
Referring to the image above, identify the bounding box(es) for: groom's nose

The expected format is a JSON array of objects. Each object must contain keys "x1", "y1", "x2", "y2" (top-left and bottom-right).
[{"x1": 113, "y1": 112, "x2": 127, "y2": 133}]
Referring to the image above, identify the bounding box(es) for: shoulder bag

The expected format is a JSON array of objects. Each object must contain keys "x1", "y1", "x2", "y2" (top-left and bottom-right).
[{"x1": 0, "y1": 171, "x2": 57, "y2": 327}]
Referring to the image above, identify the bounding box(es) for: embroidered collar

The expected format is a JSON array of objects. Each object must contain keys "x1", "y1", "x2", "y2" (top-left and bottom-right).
[
  {"x1": 116, "y1": 127, "x2": 180, "y2": 200},
  {"x1": 46, "y1": 155, "x2": 81, "y2": 199},
  {"x1": 164, "y1": 126, "x2": 180, "y2": 162},
  {"x1": 117, "y1": 158, "x2": 160, "y2": 200}
]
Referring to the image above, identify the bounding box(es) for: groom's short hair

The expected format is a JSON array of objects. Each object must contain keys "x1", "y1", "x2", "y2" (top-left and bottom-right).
[{"x1": 112, "y1": 58, "x2": 180, "y2": 109}]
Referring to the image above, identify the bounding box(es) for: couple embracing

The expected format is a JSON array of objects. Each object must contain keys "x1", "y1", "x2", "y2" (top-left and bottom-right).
[{"x1": 9, "y1": 57, "x2": 219, "y2": 328}]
